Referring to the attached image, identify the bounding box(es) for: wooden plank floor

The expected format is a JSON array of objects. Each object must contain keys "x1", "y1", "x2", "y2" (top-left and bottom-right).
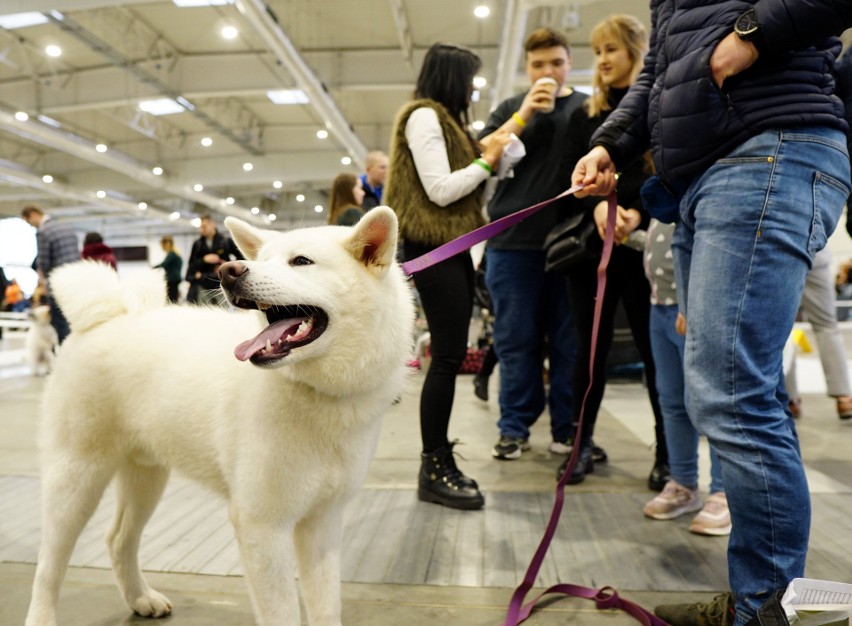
[
  {"x1": 2, "y1": 328, "x2": 852, "y2": 624},
  {"x1": 1, "y1": 474, "x2": 849, "y2": 592}
]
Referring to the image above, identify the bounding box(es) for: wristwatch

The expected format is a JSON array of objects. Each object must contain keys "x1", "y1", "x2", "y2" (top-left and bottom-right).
[{"x1": 734, "y1": 7, "x2": 765, "y2": 53}]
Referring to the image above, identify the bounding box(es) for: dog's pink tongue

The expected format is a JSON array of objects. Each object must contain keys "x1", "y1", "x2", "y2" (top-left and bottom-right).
[{"x1": 234, "y1": 317, "x2": 304, "y2": 361}]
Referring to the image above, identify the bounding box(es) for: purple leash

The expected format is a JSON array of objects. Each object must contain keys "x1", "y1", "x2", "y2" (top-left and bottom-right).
[
  {"x1": 402, "y1": 188, "x2": 669, "y2": 626},
  {"x1": 499, "y1": 192, "x2": 669, "y2": 626},
  {"x1": 400, "y1": 185, "x2": 582, "y2": 276}
]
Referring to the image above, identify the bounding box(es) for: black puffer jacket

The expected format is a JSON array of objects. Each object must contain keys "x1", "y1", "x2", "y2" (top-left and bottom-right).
[{"x1": 592, "y1": 0, "x2": 852, "y2": 183}]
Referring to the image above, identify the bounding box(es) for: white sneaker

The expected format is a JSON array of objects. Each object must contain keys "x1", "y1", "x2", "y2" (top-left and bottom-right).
[
  {"x1": 548, "y1": 440, "x2": 572, "y2": 455},
  {"x1": 689, "y1": 492, "x2": 732, "y2": 536},
  {"x1": 642, "y1": 479, "x2": 702, "y2": 520}
]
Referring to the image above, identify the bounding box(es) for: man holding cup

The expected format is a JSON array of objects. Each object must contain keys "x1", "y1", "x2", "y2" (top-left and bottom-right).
[{"x1": 478, "y1": 28, "x2": 586, "y2": 461}]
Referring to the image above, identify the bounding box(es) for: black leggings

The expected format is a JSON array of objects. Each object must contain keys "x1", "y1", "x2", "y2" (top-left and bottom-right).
[
  {"x1": 166, "y1": 281, "x2": 180, "y2": 304},
  {"x1": 565, "y1": 246, "x2": 667, "y2": 464},
  {"x1": 405, "y1": 240, "x2": 474, "y2": 453}
]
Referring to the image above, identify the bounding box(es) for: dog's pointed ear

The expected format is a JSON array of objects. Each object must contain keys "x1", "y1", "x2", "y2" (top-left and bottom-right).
[
  {"x1": 347, "y1": 206, "x2": 399, "y2": 272},
  {"x1": 225, "y1": 217, "x2": 269, "y2": 260}
]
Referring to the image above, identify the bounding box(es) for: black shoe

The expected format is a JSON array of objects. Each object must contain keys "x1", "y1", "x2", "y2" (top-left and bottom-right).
[
  {"x1": 647, "y1": 463, "x2": 671, "y2": 491},
  {"x1": 418, "y1": 443, "x2": 484, "y2": 510},
  {"x1": 591, "y1": 440, "x2": 608, "y2": 464},
  {"x1": 473, "y1": 374, "x2": 489, "y2": 401},
  {"x1": 556, "y1": 444, "x2": 594, "y2": 484},
  {"x1": 491, "y1": 435, "x2": 530, "y2": 460}
]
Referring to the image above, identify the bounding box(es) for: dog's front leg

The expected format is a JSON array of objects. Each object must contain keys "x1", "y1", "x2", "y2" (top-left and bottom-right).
[
  {"x1": 230, "y1": 506, "x2": 300, "y2": 626},
  {"x1": 293, "y1": 500, "x2": 345, "y2": 626}
]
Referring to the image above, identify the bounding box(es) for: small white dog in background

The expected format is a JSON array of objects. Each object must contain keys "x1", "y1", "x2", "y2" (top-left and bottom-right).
[
  {"x1": 25, "y1": 207, "x2": 415, "y2": 626},
  {"x1": 25, "y1": 305, "x2": 58, "y2": 376}
]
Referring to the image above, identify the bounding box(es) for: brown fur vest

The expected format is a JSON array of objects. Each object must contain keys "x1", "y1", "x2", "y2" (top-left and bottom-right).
[{"x1": 384, "y1": 99, "x2": 484, "y2": 247}]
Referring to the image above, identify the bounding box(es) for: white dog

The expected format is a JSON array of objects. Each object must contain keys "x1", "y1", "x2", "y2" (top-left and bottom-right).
[
  {"x1": 24, "y1": 305, "x2": 58, "y2": 376},
  {"x1": 25, "y1": 208, "x2": 414, "y2": 626}
]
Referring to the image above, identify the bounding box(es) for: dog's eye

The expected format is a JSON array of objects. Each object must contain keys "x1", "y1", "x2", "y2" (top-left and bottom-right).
[{"x1": 290, "y1": 255, "x2": 314, "y2": 267}]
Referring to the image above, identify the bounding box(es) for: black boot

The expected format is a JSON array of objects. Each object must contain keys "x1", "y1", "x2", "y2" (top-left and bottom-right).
[
  {"x1": 473, "y1": 373, "x2": 489, "y2": 401},
  {"x1": 418, "y1": 444, "x2": 484, "y2": 510},
  {"x1": 556, "y1": 444, "x2": 594, "y2": 484},
  {"x1": 647, "y1": 462, "x2": 670, "y2": 491}
]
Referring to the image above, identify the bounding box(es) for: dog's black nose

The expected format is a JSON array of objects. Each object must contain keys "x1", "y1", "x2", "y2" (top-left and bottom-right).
[{"x1": 218, "y1": 261, "x2": 248, "y2": 290}]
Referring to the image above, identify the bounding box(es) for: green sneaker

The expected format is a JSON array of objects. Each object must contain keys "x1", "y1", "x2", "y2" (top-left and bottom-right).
[{"x1": 654, "y1": 592, "x2": 735, "y2": 626}]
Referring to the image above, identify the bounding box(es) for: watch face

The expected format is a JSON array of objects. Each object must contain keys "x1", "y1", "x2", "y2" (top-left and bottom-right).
[{"x1": 736, "y1": 9, "x2": 760, "y2": 36}]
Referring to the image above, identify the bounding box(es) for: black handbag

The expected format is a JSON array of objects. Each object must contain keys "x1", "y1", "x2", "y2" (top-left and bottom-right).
[{"x1": 544, "y1": 211, "x2": 602, "y2": 273}]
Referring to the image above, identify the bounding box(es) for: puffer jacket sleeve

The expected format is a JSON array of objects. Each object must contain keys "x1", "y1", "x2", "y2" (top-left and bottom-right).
[
  {"x1": 589, "y1": 1, "x2": 660, "y2": 170},
  {"x1": 756, "y1": 0, "x2": 852, "y2": 55}
]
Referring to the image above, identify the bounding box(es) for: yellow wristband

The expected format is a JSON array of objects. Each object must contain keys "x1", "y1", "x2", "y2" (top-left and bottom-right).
[{"x1": 512, "y1": 112, "x2": 527, "y2": 128}]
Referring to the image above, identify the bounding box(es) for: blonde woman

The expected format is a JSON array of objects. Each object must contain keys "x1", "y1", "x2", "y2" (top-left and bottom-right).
[{"x1": 556, "y1": 15, "x2": 668, "y2": 488}]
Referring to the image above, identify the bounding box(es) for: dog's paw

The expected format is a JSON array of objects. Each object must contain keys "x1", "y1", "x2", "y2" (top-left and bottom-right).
[{"x1": 131, "y1": 590, "x2": 173, "y2": 618}]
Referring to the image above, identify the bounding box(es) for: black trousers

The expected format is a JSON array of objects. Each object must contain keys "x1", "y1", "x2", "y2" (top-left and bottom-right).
[
  {"x1": 405, "y1": 240, "x2": 474, "y2": 453},
  {"x1": 564, "y1": 246, "x2": 667, "y2": 464}
]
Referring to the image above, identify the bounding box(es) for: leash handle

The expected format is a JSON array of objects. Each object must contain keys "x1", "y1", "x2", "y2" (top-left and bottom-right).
[
  {"x1": 512, "y1": 585, "x2": 670, "y2": 626},
  {"x1": 400, "y1": 185, "x2": 583, "y2": 275}
]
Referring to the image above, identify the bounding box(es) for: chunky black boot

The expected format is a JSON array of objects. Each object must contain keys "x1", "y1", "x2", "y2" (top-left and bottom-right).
[
  {"x1": 418, "y1": 444, "x2": 484, "y2": 510},
  {"x1": 556, "y1": 443, "x2": 594, "y2": 484}
]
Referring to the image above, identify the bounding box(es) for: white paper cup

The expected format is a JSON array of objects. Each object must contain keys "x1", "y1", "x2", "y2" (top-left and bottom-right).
[{"x1": 534, "y1": 77, "x2": 558, "y2": 113}]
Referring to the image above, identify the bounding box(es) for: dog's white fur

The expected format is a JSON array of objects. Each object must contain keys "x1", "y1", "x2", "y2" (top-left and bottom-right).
[
  {"x1": 25, "y1": 208, "x2": 414, "y2": 626},
  {"x1": 24, "y1": 305, "x2": 58, "y2": 376}
]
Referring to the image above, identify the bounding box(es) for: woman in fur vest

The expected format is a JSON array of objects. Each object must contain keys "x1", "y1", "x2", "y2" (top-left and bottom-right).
[{"x1": 384, "y1": 43, "x2": 509, "y2": 511}]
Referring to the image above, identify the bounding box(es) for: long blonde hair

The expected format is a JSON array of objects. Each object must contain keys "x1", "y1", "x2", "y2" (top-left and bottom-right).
[{"x1": 585, "y1": 14, "x2": 648, "y2": 118}]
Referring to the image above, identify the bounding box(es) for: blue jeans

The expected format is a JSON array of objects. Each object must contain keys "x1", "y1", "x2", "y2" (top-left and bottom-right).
[
  {"x1": 486, "y1": 249, "x2": 576, "y2": 442},
  {"x1": 671, "y1": 127, "x2": 850, "y2": 625},
  {"x1": 649, "y1": 304, "x2": 723, "y2": 493}
]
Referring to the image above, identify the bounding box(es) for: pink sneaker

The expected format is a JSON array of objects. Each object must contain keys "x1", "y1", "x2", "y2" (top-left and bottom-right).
[
  {"x1": 643, "y1": 480, "x2": 702, "y2": 520},
  {"x1": 689, "y1": 492, "x2": 732, "y2": 536}
]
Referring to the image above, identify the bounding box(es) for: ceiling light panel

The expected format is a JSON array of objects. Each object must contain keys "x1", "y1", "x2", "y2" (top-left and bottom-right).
[
  {"x1": 138, "y1": 98, "x2": 185, "y2": 116},
  {"x1": 172, "y1": 0, "x2": 231, "y2": 7},
  {"x1": 0, "y1": 12, "x2": 49, "y2": 29},
  {"x1": 266, "y1": 89, "x2": 310, "y2": 105}
]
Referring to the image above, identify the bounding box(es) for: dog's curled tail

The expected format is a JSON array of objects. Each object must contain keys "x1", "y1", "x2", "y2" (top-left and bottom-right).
[{"x1": 49, "y1": 260, "x2": 167, "y2": 334}]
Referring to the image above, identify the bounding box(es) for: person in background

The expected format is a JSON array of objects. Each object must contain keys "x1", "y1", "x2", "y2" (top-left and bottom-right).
[
  {"x1": 327, "y1": 173, "x2": 366, "y2": 226},
  {"x1": 153, "y1": 235, "x2": 183, "y2": 303},
  {"x1": 477, "y1": 27, "x2": 585, "y2": 462},
  {"x1": 554, "y1": 15, "x2": 669, "y2": 490},
  {"x1": 21, "y1": 205, "x2": 79, "y2": 344},
  {"x1": 360, "y1": 150, "x2": 388, "y2": 211},
  {"x1": 186, "y1": 214, "x2": 242, "y2": 306},
  {"x1": 384, "y1": 42, "x2": 510, "y2": 511},
  {"x1": 785, "y1": 247, "x2": 852, "y2": 420},
  {"x1": 81, "y1": 232, "x2": 117, "y2": 269},
  {"x1": 641, "y1": 219, "x2": 730, "y2": 536},
  {"x1": 571, "y1": 3, "x2": 852, "y2": 624},
  {"x1": 2, "y1": 278, "x2": 26, "y2": 312}
]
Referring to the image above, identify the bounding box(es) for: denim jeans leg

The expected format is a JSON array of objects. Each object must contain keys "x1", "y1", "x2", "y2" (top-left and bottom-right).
[
  {"x1": 649, "y1": 304, "x2": 698, "y2": 488},
  {"x1": 672, "y1": 127, "x2": 850, "y2": 625},
  {"x1": 486, "y1": 249, "x2": 547, "y2": 440}
]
